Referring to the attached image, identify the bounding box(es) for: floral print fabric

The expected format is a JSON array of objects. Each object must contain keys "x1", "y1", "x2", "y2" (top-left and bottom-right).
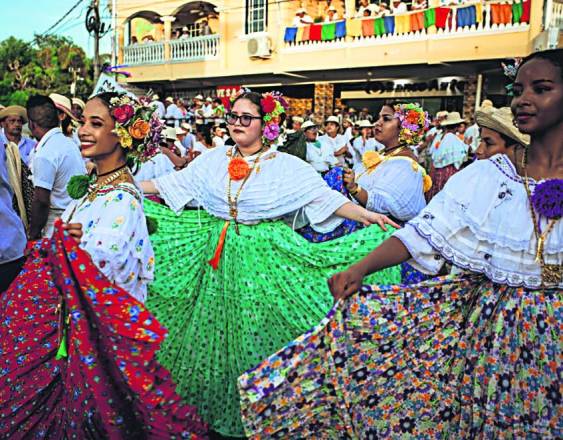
[
  {"x1": 0, "y1": 221, "x2": 207, "y2": 439},
  {"x1": 239, "y1": 276, "x2": 561, "y2": 439}
]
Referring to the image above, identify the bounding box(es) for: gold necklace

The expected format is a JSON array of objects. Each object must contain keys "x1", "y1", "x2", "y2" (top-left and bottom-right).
[
  {"x1": 226, "y1": 147, "x2": 266, "y2": 234},
  {"x1": 356, "y1": 145, "x2": 408, "y2": 181},
  {"x1": 521, "y1": 149, "x2": 561, "y2": 286}
]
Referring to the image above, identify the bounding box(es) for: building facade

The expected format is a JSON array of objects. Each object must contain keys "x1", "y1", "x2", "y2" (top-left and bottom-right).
[{"x1": 115, "y1": 0, "x2": 563, "y2": 119}]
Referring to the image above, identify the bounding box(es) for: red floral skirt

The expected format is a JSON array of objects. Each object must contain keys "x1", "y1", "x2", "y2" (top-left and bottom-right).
[
  {"x1": 0, "y1": 220, "x2": 208, "y2": 439},
  {"x1": 426, "y1": 164, "x2": 459, "y2": 202}
]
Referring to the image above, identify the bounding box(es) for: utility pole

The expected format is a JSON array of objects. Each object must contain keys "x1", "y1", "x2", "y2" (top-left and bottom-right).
[{"x1": 86, "y1": 0, "x2": 109, "y2": 83}]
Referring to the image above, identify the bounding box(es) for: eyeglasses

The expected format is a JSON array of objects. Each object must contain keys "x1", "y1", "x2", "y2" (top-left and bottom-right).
[{"x1": 226, "y1": 112, "x2": 262, "y2": 127}]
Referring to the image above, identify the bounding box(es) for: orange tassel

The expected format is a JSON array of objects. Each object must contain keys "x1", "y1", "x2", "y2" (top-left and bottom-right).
[{"x1": 208, "y1": 220, "x2": 230, "y2": 270}]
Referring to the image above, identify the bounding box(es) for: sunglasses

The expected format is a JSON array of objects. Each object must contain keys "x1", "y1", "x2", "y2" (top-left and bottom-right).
[{"x1": 226, "y1": 112, "x2": 262, "y2": 127}]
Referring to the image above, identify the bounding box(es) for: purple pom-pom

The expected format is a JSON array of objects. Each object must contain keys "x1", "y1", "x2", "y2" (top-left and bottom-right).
[{"x1": 531, "y1": 179, "x2": 562, "y2": 219}]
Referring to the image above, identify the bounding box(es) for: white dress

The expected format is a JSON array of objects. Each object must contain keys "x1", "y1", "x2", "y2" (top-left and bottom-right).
[
  {"x1": 61, "y1": 182, "x2": 155, "y2": 302},
  {"x1": 356, "y1": 156, "x2": 427, "y2": 221},
  {"x1": 153, "y1": 145, "x2": 350, "y2": 233},
  {"x1": 431, "y1": 132, "x2": 468, "y2": 169},
  {"x1": 395, "y1": 154, "x2": 562, "y2": 288}
]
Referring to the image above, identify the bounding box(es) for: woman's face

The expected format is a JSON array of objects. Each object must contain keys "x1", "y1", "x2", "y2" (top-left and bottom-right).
[
  {"x1": 374, "y1": 105, "x2": 400, "y2": 146},
  {"x1": 511, "y1": 58, "x2": 563, "y2": 135},
  {"x1": 78, "y1": 98, "x2": 121, "y2": 159},
  {"x1": 227, "y1": 98, "x2": 263, "y2": 148},
  {"x1": 475, "y1": 127, "x2": 511, "y2": 160}
]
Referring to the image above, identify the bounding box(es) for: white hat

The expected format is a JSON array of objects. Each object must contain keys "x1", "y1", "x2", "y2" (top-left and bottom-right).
[
  {"x1": 296, "y1": 8, "x2": 306, "y2": 14},
  {"x1": 357, "y1": 119, "x2": 373, "y2": 128},
  {"x1": 480, "y1": 99, "x2": 493, "y2": 109},
  {"x1": 475, "y1": 106, "x2": 530, "y2": 147},
  {"x1": 292, "y1": 116, "x2": 304, "y2": 123},
  {"x1": 206, "y1": 97, "x2": 213, "y2": 102},
  {"x1": 182, "y1": 26, "x2": 189, "y2": 31},
  {"x1": 195, "y1": 94, "x2": 204, "y2": 100},
  {"x1": 71, "y1": 98, "x2": 85, "y2": 110},
  {"x1": 441, "y1": 111, "x2": 466, "y2": 126},
  {"x1": 165, "y1": 96, "x2": 174, "y2": 103},
  {"x1": 325, "y1": 115, "x2": 340, "y2": 125},
  {"x1": 49, "y1": 93, "x2": 78, "y2": 121},
  {"x1": 165, "y1": 127, "x2": 177, "y2": 140},
  {"x1": 152, "y1": 94, "x2": 160, "y2": 100},
  {"x1": 181, "y1": 122, "x2": 192, "y2": 131},
  {"x1": 175, "y1": 127, "x2": 187, "y2": 136},
  {"x1": 436, "y1": 110, "x2": 448, "y2": 119},
  {"x1": 302, "y1": 120, "x2": 317, "y2": 130},
  {"x1": 328, "y1": 6, "x2": 337, "y2": 12}
]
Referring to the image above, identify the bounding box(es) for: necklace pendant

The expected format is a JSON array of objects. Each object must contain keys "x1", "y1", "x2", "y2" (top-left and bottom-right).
[
  {"x1": 535, "y1": 236, "x2": 545, "y2": 264},
  {"x1": 542, "y1": 264, "x2": 562, "y2": 286},
  {"x1": 229, "y1": 207, "x2": 237, "y2": 219}
]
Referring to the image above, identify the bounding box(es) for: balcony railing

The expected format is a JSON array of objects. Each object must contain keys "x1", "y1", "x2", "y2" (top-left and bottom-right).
[
  {"x1": 283, "y1": 1, "x2": 531, "y2": 51},
  {"x1": 123, "y1": 35, "x2": 220, "y2": 66},
  {"x1": 545, "y1": 0, "x2": 563, "y2": 28},
  {"x1": 124, "y1": 41, "x2": 165, "y2": 65},
  {"x1": 170, "y1": 35, "x2": 220, "y2": 62}
]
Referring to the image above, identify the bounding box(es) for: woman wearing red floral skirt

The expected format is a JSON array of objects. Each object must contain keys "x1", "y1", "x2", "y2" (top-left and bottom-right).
[{"x1": 0, "y1": 93, "x2": 207, "y2": 439}]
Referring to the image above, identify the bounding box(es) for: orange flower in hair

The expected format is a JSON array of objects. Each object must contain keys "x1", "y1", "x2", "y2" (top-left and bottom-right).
[
  {"x1": 128, "y1": 119, "x2": 151, "y2": 140},
  {"x1": 228, "y1": 157, "x2": 250, "y2": 181}
]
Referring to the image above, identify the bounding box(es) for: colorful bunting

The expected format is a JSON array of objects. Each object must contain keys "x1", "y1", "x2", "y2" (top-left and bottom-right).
[
  {"x1": 375, "y1": 17, "x2": 386, "y2": 36},
  {"x1": 284, "y1": 27, "x2": 297, "y2": 43},
  {"x1": 362, "y1": 18, "x2": 376, "y2": 36},
  {"x1": 384, "y1": 16, "x2": 395, "y2": 34},
  {"x1": 395, "y1": 14, "x2": 411, "y2": 34},
  {"x1": 310, "y1": 24, "x2": 322, "y2": 41},
  {"x1": 322, "y1": 23, "x2": 336, "y2": 40},
  {"x1": 435, "y1": 7, "x2": 451, "y2": 29},
  {"x1": 411, "y1": 12, "x2": 425, "y2": 32},
  {"x1": 335, "y1": 20, "x2": 347, "y2": 38},
  {"x1": 346, "y1": 18, "x2": 362, "y2": 37}
]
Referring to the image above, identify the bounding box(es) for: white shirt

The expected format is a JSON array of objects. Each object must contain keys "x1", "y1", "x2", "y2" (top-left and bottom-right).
[
  {"x1": 464, "y1": 123, "x2": 480, "y2": 153},
  {"x1": 324, "y1": 13, "x2": 340, "y2": 22},
  {"x1": 134, "y1": 153, "x2": 175, "y2": 182},
  {"x1": 292, "y1": 15, "x2": 314, "y2": 26},
  {"x1": 350, "y1": 137, "x2": 384, "y2": 170},
  {"x1": 193, "y1": 141, "x2": 211, "y2": 155},
  {"x1": 318, "y1": 133, "x2": 349, "y2": 166},
  {"x1": 32, "y1": 127, "x2": 86, "y2": 211},
  {"x1": 212, "y1": 135, "x2": 225, "y2": 148},
  {"x1": 392, "y1": 2, "x2": 408, "y2": 13},
  {"x1": 306, "y1": 140, "x2": 338, "y2": 172}
]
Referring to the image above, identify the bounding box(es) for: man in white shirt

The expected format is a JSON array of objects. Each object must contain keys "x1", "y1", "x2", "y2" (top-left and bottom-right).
[
  {"x1": 303, "y1": 121, "x2": 338, "y2": 173},
  {"x1": 165, "y1": 97, "x2": 183, "y2": 127},
  {"x1": 391, "y1": 0, "x2": 408, "y2": 14},
  {"x1": 26, "y1": 95, "x2": 86, "y2": 239},
  {"x1": 151, "y1": 94, "x2": 166, "y2": 119},
  {"x1": 351, "y1": 119, "x2": 384, "y2": 168},
  {"x1": 318, "y1": 115, "x2": 349, "y2": 166},
  {"x1": 293, "y1": 8, "x2": 314, "y2": 26},
  {"x1": 0, "y1": 105, "x2": 37, "y2": 165},
  {"x1": 325, "y1": 6, "x2": 339, "y2": 22},
  {"x1": 356, "y1": 0, "x2": 379, "y2": 17}
]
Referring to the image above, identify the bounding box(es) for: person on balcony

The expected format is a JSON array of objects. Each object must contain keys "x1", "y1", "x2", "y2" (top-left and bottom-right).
[
  {"x1": 180, "y1": 26, "x2": 190, "y2": 39},
  {"x1": 200, "y1": 19, "x2": 213, "y2": 35},
  {"x1": 324, "y1": 5, "x2": 340, "y2": 22},
  {"x1": 319, "y1": 115, "x2": 350, "y2": 166},
  {"x1": 356, "y1": 0, "x2": 378, "y2": 17},
  {"x1": 391, "y1": 0, "x2": 408, "y2": 14},
  {"x1": 411, "y1": 0, "x2": 428, "y2": 11},
  {"x1": 293, "y1": 8, "x2": 314, "y2": 26},
  {"x1": 376, "y1": 2, "x2": 391, "y2": 17}
]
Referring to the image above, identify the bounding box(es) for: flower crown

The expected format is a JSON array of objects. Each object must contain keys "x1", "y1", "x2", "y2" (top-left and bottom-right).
[
  {"x1": 108, "y1": 94, "x2": 164, "y2": 165},
  {"x1": 228, "y1": 88, "x2": 289, "y2": 146},
  {"x1": 393, "y1": 103, "x2": 430, "y2": 146}
]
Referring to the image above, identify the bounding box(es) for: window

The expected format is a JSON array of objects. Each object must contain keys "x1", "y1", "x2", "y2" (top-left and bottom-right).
[{"x1": 245, "y1": 0, "x2": 268, "y2": 34}]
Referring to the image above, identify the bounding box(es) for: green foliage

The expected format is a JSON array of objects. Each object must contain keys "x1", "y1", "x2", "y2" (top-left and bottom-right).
[{"x1": 0, "y1": 34, "x2": 94, "y2": 106}]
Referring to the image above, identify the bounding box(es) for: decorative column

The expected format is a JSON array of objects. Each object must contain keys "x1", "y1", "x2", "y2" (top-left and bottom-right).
[
  {"x1": 161, "y1": 15, "x2": 176, "y2": 61},
  {"x1": 462, "y1": 75, "x2": 478, "y2": 121},
  {"x1": 314, "y1": 82, "x2": 335, "y2": 123}
]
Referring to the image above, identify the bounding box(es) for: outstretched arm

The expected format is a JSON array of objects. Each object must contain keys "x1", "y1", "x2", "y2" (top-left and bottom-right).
[
  {"x1": 328, "y1": 236, "x2": 411, "y2": 300},
  {"x1": 335, "y1": 201, "x2": 401, "y2": 230},
  {"x1": 140, "y1": 180, "x2": 159, "y2": 195}
]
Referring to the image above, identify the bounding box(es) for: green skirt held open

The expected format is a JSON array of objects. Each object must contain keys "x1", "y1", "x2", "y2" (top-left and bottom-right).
[{"x1": 144, "y1": 200, "x2": 401, "y2": 437}]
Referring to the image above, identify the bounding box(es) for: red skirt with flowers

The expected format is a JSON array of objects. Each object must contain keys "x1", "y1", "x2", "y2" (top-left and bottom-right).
[
  {"x1": 0, "y1": 220, "x2": 208, "y2": 439},
  {"x1": 426, "y1": 164, "x2": 459, "y2": 202}
]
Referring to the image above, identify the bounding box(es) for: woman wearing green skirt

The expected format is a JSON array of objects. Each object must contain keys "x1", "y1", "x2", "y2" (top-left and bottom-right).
[{"x1": 141, "y1": 91, "x2": 401, "y2": 437}]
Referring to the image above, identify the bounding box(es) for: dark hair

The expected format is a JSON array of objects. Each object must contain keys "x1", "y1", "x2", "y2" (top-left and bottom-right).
[
  {"x1": 91, "y1": 92, "x2": 123, "y2": 111},
  {"x1": 213, "y1": 98, "x2": 223, "y2": 105},
  {"x1": 26, "y1": 95, "x2": 59, "y2": 129},
  {"x1": 518, "y1": 49, "x2": 563, "y2": 78},
  {"x1": 231, "y1": 91, "x2": 287, "y2": 125},
  {"x1": 499, "y1": 132, "x2": 521, "y2": 149}
]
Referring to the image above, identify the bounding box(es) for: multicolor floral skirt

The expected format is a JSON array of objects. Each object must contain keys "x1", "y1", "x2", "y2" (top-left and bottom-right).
[
  {"x1": 426, "y1": 164, "x2": 459, "y2": 201},
  {"x1": 144, "y1": 201, "x2": 401, "y2": 437},
  {"x1": 298, "y1": 167, "x2": 362, "y2": 242},
  {"x1": 239, "y1": 276, "x2": 561, "y2": 439},
  {"x1": 0, "y1": 221, "x2": 208, "y2": 439}
]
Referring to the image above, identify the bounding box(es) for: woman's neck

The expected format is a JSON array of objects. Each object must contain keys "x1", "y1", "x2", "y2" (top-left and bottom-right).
[
  {"x1": 523, "y1": 121, "x2": 563, "y2": 180},
  {"x1": 237, "y1": 141, "x2": 264, "y2": 157},
  {"x1": 94, "y1": 154, "x2": 127, "y2": 176}
]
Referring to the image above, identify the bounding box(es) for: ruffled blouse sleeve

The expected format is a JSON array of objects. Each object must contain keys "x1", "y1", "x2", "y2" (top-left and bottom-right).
[
  {"x1": 393, "y1": 155, "x2": 562, "y2": 288},
  {"x1": 362, "y1": 158, "x2": 426, "y2": 221},
  {"x1": 152, "y1": 162, "x2": 197, "y2": 214},
  {"x1": 76, "y1": 186, "x2": 154, "y2": 302}
]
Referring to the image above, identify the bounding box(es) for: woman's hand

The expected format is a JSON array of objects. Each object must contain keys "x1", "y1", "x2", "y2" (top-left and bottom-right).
[
  {"x1": 328, "y1": 263, "x2": 366, "y2": 301},
  {"x1": 343, "y1": 167, "x2": 357, "y2": 192},
  {"x1": 359, "y1": 210, "x2": 401, "y2": 230},
  {"x1": 62, "y1": 222, "x2": 83, "y2": 243}
]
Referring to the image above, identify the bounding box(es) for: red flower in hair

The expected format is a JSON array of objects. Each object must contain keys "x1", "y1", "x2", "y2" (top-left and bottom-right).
[
  {"x1": 260, "y1": 95, "x2": 276, "y2": 114},
  {"x1": 406, "y1": 110, "x2": 419, "y2": 124}
]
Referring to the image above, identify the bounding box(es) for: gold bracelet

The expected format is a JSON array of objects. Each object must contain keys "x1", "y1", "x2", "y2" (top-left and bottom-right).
[{"x1": 350, "y1": 184, "x2": 362, "y2": 196}]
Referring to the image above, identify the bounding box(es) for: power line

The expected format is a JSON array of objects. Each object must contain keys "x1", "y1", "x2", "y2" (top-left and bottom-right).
[{"x1": 42, "y1": 0, "x2": 85, "y2": 36}]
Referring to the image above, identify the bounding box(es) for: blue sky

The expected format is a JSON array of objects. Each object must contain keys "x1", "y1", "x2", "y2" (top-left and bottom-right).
[{"x1": 0, "y1": 0, "x2": 112, "y2": 57}]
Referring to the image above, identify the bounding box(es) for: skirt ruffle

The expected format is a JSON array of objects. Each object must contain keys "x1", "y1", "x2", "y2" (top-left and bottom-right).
[
  {"x1": 0, "y1": 220, "x2": 208, "y2": 439},
  {"x1": 144, "y1": 201, "x2": 401, "y2": 437},
  {"x1": 239, "y1": 276, "x2": 561, "y2": 439}
]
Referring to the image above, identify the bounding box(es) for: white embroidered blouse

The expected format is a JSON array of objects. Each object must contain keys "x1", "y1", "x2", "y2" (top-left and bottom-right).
[
  {"x1": 152, "y1": 145, "x2": 350, "y2": 232},
  {"x1": 394, "y1": 154, "x2": 562, "y2": 288}
]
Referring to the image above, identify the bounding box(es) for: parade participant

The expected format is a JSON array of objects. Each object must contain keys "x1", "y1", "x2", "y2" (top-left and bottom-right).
[
  {"x1": 0, "y1": 142, "x2": 26, "y2": 292},
  {"x1": 319, "y1": 115, "x2": 349, "y2": 166},
  {"x1": 151, "y1": 93, "x2": 166, "y2": 118},
  {"x1": 27, "y1": 95, "x2": 86, "y2": 239},
  {"x1": 211, "y1": 125, "x2": 226, "y2": 148},
  {"x1": 303, "y1": 120, "x2": 338, "y2": 172},
  {"x1": 71, "y1": 97, "x2": 85, "y2": 121},
  {"x1": 239, "y1": 49, "x2": 562, "y2": 439},
  {"x1": 0, "y1": 91, "x2": 208, "y2": 439},
  {"x1": 349, "y1": 119, "x2": 384, "y2": 168},
  {"x1": 181, "y1": 122, "x2": 197, "y2": 151},
  {"x1": 0, "y1": 105, "x2": 36, "y2": 164},
  {"x1": 475, "y1": 105, "x2": 529, "y2": 162},
  {"x1": 426, "y1": 111, "x2": 469, "y2": 200},
  {"x1": 49, "y1": 93, "x2": 78, "y2": 138},
  {"x1": 139, "y1": 90, "x2": 401, "y2": 437}
]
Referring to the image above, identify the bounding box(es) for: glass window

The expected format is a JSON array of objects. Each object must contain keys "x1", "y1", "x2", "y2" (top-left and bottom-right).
[{"x1": 246, "y1": 0, "x2": 268, "y2": 34}]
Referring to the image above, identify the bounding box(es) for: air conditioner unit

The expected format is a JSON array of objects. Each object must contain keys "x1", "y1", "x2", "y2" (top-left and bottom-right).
[
  {"x1": 532, "y1": 27, "x2": 560, "y2": 52},
  {"x1": 247, "y1": 34, "x2": 271, "y2": 58}
]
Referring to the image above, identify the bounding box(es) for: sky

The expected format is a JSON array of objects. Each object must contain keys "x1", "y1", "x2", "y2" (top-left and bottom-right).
[{"x1": 0, "y1": 0, "x2": 112, "y2": 57}]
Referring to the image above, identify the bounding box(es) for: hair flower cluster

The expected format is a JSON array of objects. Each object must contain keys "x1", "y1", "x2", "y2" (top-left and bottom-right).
[
  {"x1": 107, "y1": 93, "x2": 164, "y2": 165},
  {"x1": 393, "y1": 103, "x2": 430, "y2": 146}
]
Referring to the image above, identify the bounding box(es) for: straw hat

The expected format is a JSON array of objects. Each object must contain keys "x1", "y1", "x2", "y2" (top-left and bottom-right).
[
  {"x1": 302, "y1": 120, "x2": 317, "y2": 130},
  {"x1": 436, "y1": 110, "x2": 448, "y2": 119},
  {"x1": 480, "y1": 99, "x2": 493, "y2": 109},
  {"x1": 357, "y1": 119, "x2": 374, "y2": 128},
  {"x1": 72, "y1": 97, "x2": 86, "y2": 110},
  {"x1": 325, "y1": 115, "x2": 340, "y2": 125},
  {"x1": 181, "y1": 122, "x2": 192, "y2": 131},
  {"x1": 164, "y1": 127, "x2": 178, "y2": 140},
  {"x1": 328, "y1": 6, "x2": 337, "y2": 12},
  {"x1": 296, "y1": 8, "x2": 307, "y2": 14},
  {"x1": 292, "y1": 116, "x2": 304, "y2": 124},
  {"x1": 49, "y1": 93, "x2": 77, "y2": 121},
  {"x1": 152, "y1": 94, "x2": 160, "y2": 101},
  {"x1": 175, "y1": 127, "x2": 187, "y2": 136},
  {"x1": 194, "y1": 94, "x2": 204, "y2": 100},
  {"x1": 441, "y1": 111, "x2": 466, "y2": 126},
  {"x1": 206, "y1": 97, "x2": 213, "y2": 102},
  {"x1": 165, "y1": 96, "x2": 174, "y2": 103},
  {"x1": 0, "y1": 105, "x2": 28, "y2": 123},
  {"x1": 475, "y1": 106, "x2": 530, "y2": 147}
]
